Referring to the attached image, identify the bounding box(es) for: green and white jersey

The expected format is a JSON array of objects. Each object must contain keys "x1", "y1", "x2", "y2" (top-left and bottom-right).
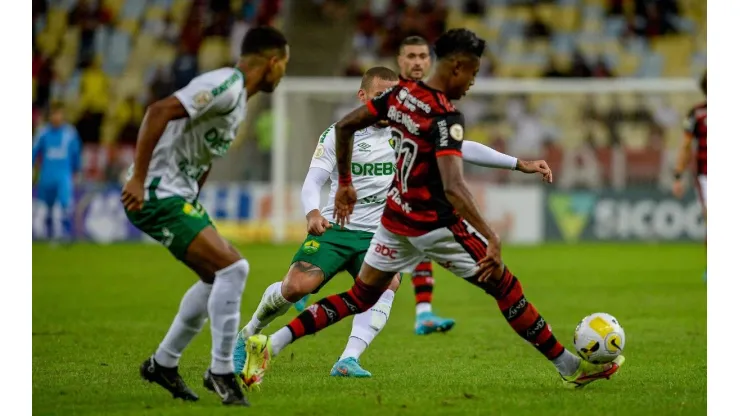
[
  {"x1": 129, "y1": 67, "x2": 247, "y2": 202},
  {"x1": 311, "y1": 124, "x2": 396, "y2": 233}
]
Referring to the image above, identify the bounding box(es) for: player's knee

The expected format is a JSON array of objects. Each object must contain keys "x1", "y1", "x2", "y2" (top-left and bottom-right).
[{"x1": 351, "y1": 279, "x2": 386, "y2": 311}]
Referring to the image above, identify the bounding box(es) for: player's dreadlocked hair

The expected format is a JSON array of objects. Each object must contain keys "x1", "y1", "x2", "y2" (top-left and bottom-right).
[
  {"x1": 241, "y1": 26, "x2": 288, "y2": 57},
  {"x1": 433, "y1": 28, "x2": 486, "y2": 60},
  {"x1": 360, "y1": 66, "x2": 398, "y2": 90}
]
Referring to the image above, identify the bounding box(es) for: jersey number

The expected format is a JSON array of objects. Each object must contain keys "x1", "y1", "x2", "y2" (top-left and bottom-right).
[{"x1": 391, "y1": 128, "x2": 418, "y2": 194}]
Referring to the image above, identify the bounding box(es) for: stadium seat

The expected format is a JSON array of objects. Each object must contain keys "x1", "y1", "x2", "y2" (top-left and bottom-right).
[
  {"x1": 121, "y1": 0, "x2": 148, "y2": 20},
  {"x1": 104, "y1": 30, "x2": 132, "y2": 76}
]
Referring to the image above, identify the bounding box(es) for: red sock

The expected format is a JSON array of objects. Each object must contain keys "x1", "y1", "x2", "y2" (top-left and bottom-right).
[
  {"x1": 287, "y1": 278, "x2": 385, "y2": 339},
  {"x1": 411, "y1": 260, "x2": 434, "y2": 305},
  {"x1": 490, "y1": 268, "x2": 565, "y2": 360}
]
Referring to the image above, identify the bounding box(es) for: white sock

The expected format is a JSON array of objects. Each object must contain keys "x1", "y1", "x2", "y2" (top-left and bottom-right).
[
  {"x1": 270, "y1": 326, "x2": 293, "y2": 356},
  {"x1": 243, "y1": 281, "x2": 293, "y2": 337},
  {"x1": 208, "y1": 259, "x2": 249, "y2": 374},
  {"x1": 340, "y1": 289, "x2": 395, "y2": 360},
  {"x1": 154, "y1": 281, "x2": 213, "y2": 368},
  {"x1": 552, "y1": 349, "x2": 582, "y2": 376},
  {"x1": 416, "y1": 302, "x2": 432, "y2": 316}
]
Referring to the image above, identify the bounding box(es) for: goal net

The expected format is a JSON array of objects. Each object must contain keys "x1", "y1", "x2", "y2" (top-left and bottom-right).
[{"x1": 268, "y1": 78, "x2": 703, "y2": 243}]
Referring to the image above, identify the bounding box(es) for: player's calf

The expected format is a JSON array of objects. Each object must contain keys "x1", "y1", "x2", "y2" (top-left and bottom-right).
[
  {"x1": 467, "y1": 267, "x2": 584, "y2": 377},
  {"x1": 241, "y1": 262, "x2": 324, "y2": 338}
]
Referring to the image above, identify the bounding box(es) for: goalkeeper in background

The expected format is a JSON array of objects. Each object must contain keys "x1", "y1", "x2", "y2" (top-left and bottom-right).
[{"x1": 32, "y1": 103, "x2": 82, "y2": 243}]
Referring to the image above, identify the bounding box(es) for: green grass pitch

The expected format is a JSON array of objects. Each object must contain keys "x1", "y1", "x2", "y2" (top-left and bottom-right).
[{"x1": 33, "y1": 243, "x2": 706, "y2": 415}]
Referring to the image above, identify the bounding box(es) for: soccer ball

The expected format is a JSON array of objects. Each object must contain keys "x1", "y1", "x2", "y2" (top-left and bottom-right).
[{"x1": 573, "y1": 313, "x2": 625, "y2": 364}]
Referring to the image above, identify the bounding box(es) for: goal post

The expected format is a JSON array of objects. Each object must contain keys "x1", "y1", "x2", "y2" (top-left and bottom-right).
[{"x1": 270, "y1": 77, "x2": 702, "y2": 243}]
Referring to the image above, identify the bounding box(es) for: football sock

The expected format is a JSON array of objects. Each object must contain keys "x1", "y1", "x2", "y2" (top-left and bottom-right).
[
  {"x1": 208, "y1": 259, "x2": 249, "y2": 375},
  {"x1": 273, "y1": 278, "x2": 386, "y2": 354},
  {"x1": 244, "y1": 281, "x2": 292, "y2": 337},
  {"x1": 154, "y1": 281, "x2": 213, "y2": 368},
  {"x1": 552, "y1": 349, "x2": 582, "y2": 376},
  {"x1": 411, "y1": 260, "x2": 434, "y2": 315},
  {"x1": 471, "y1": 267, "x2": 569, "y2": 366},
  {"x1": 340, "y1": 337, "x2": 368, "y2": 361},
  {"x1": 45, "y1": 210, "x2": 54, "y2": 240},
  {"x1": 340, "y1": 289, "x2": 395, "y2": 360},
  {"x1": 61, "y1": 207, "x2": 72, "y2": 240}
]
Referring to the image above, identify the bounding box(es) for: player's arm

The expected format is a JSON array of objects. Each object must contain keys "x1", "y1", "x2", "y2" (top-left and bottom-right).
[
  {"x1": 460, "y1": 141, "x2": 553, "y2": 182},
  {"x1": 304, "y1": 127, "x2": 336, "y2": 234},
  {"x1": 675, "y1": 109, "x2": 697, "y2": 178},
  {"x1": 335, "y1": 87, "x2": 392, "y2": 184},
  {"x1": 32, "y1": 127, "x2": 46, "y2": 166},
  {"x1": 129, "y1": 95, "x2": 189, "y2": 182},
  {"x1": 434, "y1": 114, "x2": 502, "y2": 282},
  {"x1": 124, "y1": 72, "x2": 239, "y2": 211},
  {"x1": 672, "y1": 109, "x2": 697, "y2": 198},
  {"x1": 674, "y1": 132, "x2": 694, "y2": 177}
]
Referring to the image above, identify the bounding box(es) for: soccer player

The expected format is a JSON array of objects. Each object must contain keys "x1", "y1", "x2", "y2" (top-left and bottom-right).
[
  {"x1": 672, "y1": 71, "x2": 707, "y2": 280},
  {"x1": 120, "y1": 26, "x2": 289, "y2": 406},
  {"x1": 32, "y1": 103, "x2": 82, "y2": 243},
  {"x1": 397, "y1": 35, "x2": 456, "y2": 334},
  {"x1": 233, "y1": 66, "x2": 546, "y2": 379},
  {"x1": 293, "y1": 36, "x2": 454, "y2": 334},
  {"x1": 241, "y1": 29, "x2": 623, "y2": 389}
]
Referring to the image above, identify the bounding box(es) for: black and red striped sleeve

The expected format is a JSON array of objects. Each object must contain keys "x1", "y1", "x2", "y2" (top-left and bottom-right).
[
  {"x1": 366, "y1": 86, "x2": 395, "y2": 119},
  {"x1": 432, "y1": 112, "x2": 465, "y2": 158}
]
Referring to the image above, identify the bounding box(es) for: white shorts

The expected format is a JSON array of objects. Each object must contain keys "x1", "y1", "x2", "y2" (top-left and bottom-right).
[
  {"x1": 365, "y1": 220, "x2": 488, "y2": 279},
  {"x1": 695, "y1": 175, "x2": 707, "y2": 210}
]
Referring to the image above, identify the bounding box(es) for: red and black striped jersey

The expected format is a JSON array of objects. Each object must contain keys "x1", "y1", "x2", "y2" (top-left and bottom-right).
[
  {"x1": 366, "y1": 77, "x2": 465, "y2": 236},
  {"x1": 683, "y1": 102, "x2": 707, "y2": 176}
]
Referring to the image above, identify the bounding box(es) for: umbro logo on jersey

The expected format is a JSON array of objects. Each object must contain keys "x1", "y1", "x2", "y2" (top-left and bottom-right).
[{"x1": 357, "y1": 142, "x2": 371, "y2": 152}]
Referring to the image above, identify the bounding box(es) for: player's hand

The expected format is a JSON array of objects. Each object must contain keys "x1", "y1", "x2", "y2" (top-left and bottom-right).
[
  {"x1": 333, "y1": 183, "x2": 357, "y2": 227},
  {"x1": 672, "y1": 179, "x2": 685, "y2": 199},
  {"x1": 476, "y1": 233, "x2": 503, "y2": 283},
  {"x1": 121, "y1": 177, "x2": 145, "y2": 212},
  {"x1": 306, "y1": 210, "x2": 332, "y2": 236},
  {"x1": 516, "y1": 159, "x2": 553, "y2": 183}
]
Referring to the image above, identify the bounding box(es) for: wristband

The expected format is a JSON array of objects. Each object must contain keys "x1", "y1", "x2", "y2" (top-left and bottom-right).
[{"x1": 339, "y1": 175, "x2": 352, "y2": 186}]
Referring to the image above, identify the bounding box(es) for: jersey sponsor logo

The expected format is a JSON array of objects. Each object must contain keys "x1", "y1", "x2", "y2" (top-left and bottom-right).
[
  {"x1": 374, "y1": 243, "x2": 398, "y2": 259},
  {"x1": 450, "y1": 124, "x2": 464, "y2": 141},
  {"x1": 358, "y1": 195, "x2": 386, "y2": 205},
  {"x1": 397, "y1": 87, "x2": 432, "y2": 113},
  {"x1": 351, "y1": 162, "x2": 395, "y2": 176},
  {"x1": 357, "y1": 142, "x2": 371, "y2": 152},
  {"x1": 204, "y1": 127, "x2": 232, "y2": 156},
  {"x1": 193, "y1": 90, "x2": 214, "y2": 109},
  {"x1": 302, "y1": 239, "x2": 320, "y2": 254},
  {"x1": 313, "y1": 144, "x2": 325, "y2": 158},
  {"x1": 387, "y1": 187, "x2": 412, "y2": 213},
  {"x1": 387, "y1": 106, "x2": 420, "y2": 135},
  {"x1": 437, "y1": 119, "x2": 449, "y2": 147},
  {"x1": 319, "y1": 124, "x2": 336, "y2": 143},
  {"x1": 182, "y1": 202, "x2": 204, "y2": 218},
  {"x1": 211, "y1": 71, "x2": 241, "y2": 97},
  {"x1": 178, "y1": 160, "x2": 210, "y2": 181},
  {"x1": 160, "y1": 227, "x2": 174, "y2": 248}
]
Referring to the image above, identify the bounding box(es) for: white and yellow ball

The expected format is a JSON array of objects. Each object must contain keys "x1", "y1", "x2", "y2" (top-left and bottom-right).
[{"x1": 573, "y1": 313, "x2": 625, "y2": 364}]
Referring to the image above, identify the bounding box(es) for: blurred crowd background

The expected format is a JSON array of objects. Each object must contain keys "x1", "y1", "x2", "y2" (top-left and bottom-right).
[{"x1": 32, "y1": 0, "x2": 705, "y2": 188}]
